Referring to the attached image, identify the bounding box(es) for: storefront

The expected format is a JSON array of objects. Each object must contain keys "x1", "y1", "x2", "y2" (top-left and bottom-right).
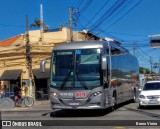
[
  {"x1": 32, "y1": 68, "x2": 50, "y2": 100},
  {"x1": 0, "y1": 69, "x2": 22, "y2": 98}
]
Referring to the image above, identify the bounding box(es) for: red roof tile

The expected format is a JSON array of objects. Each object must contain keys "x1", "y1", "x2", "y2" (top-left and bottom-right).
[{"x1": 0, "y1": 35, "x2": 23, "y2": 47}]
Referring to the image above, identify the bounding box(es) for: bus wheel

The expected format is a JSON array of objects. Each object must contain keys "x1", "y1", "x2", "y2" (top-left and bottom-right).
[
  {"x1": 111, "y1": 93, "x2": 116, "y2": 111},
  {"x1": 131, "y1": 89, "x2": 137, "y2": 103}
]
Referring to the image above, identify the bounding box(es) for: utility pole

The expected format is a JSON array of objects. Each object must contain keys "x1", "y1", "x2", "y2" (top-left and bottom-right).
[
  {"x1": 25, "y1": 15, "x2": 33, "y2": 97},
  {"x1": 133, "y1": 41, "x2": 136, "y2": 56},
  {"x1": 68, "y1": 7, "x2": 73, "y2": 42},
  {"x1": 40, "y1": 0, "x2": 44, "y2": 44},
  {"x1": 150, "y1": 56, "x2": 153, "y2": 75}
]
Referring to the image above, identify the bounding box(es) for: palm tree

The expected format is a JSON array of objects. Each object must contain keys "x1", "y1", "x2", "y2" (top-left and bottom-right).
[{"x1": 30, "y1": 18, "x2": 48, "y2": 31}]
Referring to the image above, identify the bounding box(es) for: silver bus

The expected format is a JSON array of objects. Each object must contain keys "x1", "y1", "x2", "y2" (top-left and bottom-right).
[{"x1": 40, "y1": 40, "x2": 139, "y2": 110}]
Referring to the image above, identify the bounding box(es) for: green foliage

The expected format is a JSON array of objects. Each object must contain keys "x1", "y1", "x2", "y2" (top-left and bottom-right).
[
  {"x1": 30, "y1": 18, "x2": 48, "y2": 31},
  {"x1": 30, "y1": 18, "x2": 41, "y2": 29},
  {"x1": 139, "y1": 67, "x2": 150, "y2": 74}
]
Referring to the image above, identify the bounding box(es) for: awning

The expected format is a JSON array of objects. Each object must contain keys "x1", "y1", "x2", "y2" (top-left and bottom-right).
[
  {"x1": 33, "y1": 68, "x2": 50, "y2": 79},
  {"x1": 0, "y1": 69, "x2": 22, "y2": 80}
]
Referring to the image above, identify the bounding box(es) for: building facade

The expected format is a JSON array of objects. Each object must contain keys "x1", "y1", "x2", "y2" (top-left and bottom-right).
[{"x1": 0, "y1": 27, "x2": 100, "y2": 100}]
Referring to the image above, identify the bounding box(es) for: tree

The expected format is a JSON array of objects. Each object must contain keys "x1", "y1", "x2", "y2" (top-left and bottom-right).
[
  {"x1": 30, "y1": 18, "x2": 48, "y2": 31},
  {"x1": 139, "y1": 67, "x2": 150, "y2": 74}
]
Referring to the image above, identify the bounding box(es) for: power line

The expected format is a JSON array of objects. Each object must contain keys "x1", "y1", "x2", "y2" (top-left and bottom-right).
[
  {"x1": 106, "y1": 31, "x2": 147, "y2": 37},
  {"x1": 102, "y1": 0, "x2": 143, "y2": 31},
  {"x1": 137, "y1": 47, "x2": 158, "y2": 60},
  {"x1": 100, "y1": 0, "x2": 135, "y2": 29},
  {"x1": 72, "y1": 0, "x2": 83, "y2": 8},
  {"x1": 78, "y1": 0, "x2": 93, "y2": 14},
  {"x1": 77, "y1": 0, "x2": 143, "y2": 37},
  {"x1": 83, "y1": 0, "x2": 110, "y2": 28},
  {"x1": 89, "y1": 0, "x2": 125, "y2": 31},
  {"x1": 72, "y1": 1, "x2": 144, "y2": 43},
  {"x1": 136, "y1": 48, "x2": 150, "y2": 62},
  {"x1": 0, "y1": 23, "x2": 25, "y2": 28},
  {"x1": 75, "y1": 0, "x2": 85, "y2": 11},
  {"x1": 143, "y1": 48, "x2": 159, "y2": 54}
]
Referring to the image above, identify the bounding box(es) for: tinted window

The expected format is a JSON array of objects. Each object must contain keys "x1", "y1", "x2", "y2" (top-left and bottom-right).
[
  {"x1": 143, "y1": 83, "x2": 160, "y2": 90},
  {"x1": 51, "y1": 49, "x2": 101, "y2": 89}
]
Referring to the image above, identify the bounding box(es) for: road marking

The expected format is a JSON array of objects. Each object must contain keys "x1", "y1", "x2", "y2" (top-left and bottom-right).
[{"x1": 113, "y1": 126, "x2": 126, "y2": 129}]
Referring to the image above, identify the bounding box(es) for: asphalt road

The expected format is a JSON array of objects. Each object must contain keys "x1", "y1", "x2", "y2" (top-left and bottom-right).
[{"x1": 1, "y1": 101, "x2": 160, "y2": 129}]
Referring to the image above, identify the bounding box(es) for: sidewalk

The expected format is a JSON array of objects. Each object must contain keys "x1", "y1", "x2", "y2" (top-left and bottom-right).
[{"x1": 1, "y1": 100, "x2": 52, "y2": 112}]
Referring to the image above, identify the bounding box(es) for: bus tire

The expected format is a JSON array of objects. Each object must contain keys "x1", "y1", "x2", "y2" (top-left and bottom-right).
[
  {"x1": 131, "y1": 89, "x2": 137, "y2": 103},
  {"x1": 111, "y1": 91, "x2": 117, "y2": 111}
]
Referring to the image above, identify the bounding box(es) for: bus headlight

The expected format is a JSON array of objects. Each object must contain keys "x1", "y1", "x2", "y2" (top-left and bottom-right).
[
  {"x1": 51, "y1": 92, "x2": 58, "y2": 97},
  {"x1": 93, "y1": 91, "x2": 102, "y2": 96},
  {"x1": 88, "y1": 91, "x2": 102, "y2": 100}
]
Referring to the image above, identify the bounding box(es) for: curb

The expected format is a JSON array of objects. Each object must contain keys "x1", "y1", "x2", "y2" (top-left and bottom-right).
[
  {"x1": 0, "y1": 100, "x2": 51, "y2": 112},
  {"x1": 1, "y1": 106, "x2": 52, "y2": 112}
]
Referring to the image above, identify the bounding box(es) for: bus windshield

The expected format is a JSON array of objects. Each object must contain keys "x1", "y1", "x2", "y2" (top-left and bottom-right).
[{"x1": 51, "y1": 48, "x2": 101, "y2": 89}]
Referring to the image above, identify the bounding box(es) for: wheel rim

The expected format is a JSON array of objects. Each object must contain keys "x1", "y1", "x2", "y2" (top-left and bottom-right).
[
  {"x1": 112, "y1": 96, "x2": 116, "y2": 107},
  {"x1": 24, "y1": 97, "x2": 34, "y2": 106},
  {"x1": 133, "y1": 91, "x2": 136, "y2": 100}
]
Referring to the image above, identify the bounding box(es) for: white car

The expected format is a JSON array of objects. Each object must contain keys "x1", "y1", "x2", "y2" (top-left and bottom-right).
[{"x1": 138, "y1": 81, "x2": 160, "y2": 109}]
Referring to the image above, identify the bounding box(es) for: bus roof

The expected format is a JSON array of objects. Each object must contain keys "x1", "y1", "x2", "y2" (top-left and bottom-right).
[{"x1": 53, "y1": 40, "x2": 129, "y2": 53}]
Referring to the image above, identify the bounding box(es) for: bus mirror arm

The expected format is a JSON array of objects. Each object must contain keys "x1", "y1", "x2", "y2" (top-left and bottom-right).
[
  {"x1": 101, "y1": 56, "x2": 107, "y2": 70},
  {"x1": 104, "y1": 82, "x2": 109, "y2": 88},
  {"x1": 40, "y1": 57, "x2": 51, "y2": 72}
]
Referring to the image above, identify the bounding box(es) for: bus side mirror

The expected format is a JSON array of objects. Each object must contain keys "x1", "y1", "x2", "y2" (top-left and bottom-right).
[
  {"x1": 40, "y1": 60, "x2": 47, "y2": 73},
  {"x1": 40, "y1": 57, "x2": 50, "y2": 72},
  {"x1": 101, "y1": 56, "x2": 107, "y2": 70}
]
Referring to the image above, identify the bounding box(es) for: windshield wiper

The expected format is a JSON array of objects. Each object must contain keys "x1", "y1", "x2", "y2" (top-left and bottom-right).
[
  {"x1": 61, "y1": 70, "x2": 72, "y2": 90},
  {"x1": 76, "y1": 71, "x2": 88, "y2": 90}
]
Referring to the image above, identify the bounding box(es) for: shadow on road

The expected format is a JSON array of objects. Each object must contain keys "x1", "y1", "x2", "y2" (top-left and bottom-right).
[
  {"x1": 49, "y1": 101, "x2": 135, "y2": 118},
  {"x1": 50, "y1": 108, "x2": 113, "y2": 118},
  {"x1": 49, "y1": 100, "x2": 137, "y2": 118},
  {"x1": 138, "y1": 106, "x2": 160, "y2": 110},
  {"x1": 119, "y1": 104, "x2": 160, "y2": 119}
]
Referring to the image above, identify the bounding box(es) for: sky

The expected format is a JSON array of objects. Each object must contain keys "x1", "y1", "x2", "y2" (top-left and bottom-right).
[{"x1": 0, "y1": 0, "x2": 160, "y2": 72}]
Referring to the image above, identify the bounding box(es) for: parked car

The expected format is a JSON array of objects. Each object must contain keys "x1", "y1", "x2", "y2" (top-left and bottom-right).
[{"x1": 138, "y1": 81, "x2": 160, "y2": 109}]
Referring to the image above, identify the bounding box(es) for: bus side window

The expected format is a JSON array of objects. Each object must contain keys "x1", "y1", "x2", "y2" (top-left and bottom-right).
[
  {"x1": 106, "y1": 48, "x2": 121, "y2": 55},
  {"x1": 111, "y1": 48, "x2": 121, "y2": 55}
]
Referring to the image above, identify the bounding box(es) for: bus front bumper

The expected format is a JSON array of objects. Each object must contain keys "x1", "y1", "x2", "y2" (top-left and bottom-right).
[{"x1": 50, "y1": 95, "x2": 110, "y2": 109}]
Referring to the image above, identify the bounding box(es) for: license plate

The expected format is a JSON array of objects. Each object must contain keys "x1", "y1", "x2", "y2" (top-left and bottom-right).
[
  {"x1": 69, "y1": 101, "x2": 79, "y2": 106},
  {"x1": 75, "y1": 92, "x2": 86, "y2": 98},
  {"x1": 148, "y1": 100, "x2": 158, "y2": 104}
]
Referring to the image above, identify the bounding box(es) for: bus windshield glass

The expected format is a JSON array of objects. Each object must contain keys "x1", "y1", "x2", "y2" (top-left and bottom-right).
[{"x1": 51, "y1": 48, "x2": 101, "y2": 89}]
